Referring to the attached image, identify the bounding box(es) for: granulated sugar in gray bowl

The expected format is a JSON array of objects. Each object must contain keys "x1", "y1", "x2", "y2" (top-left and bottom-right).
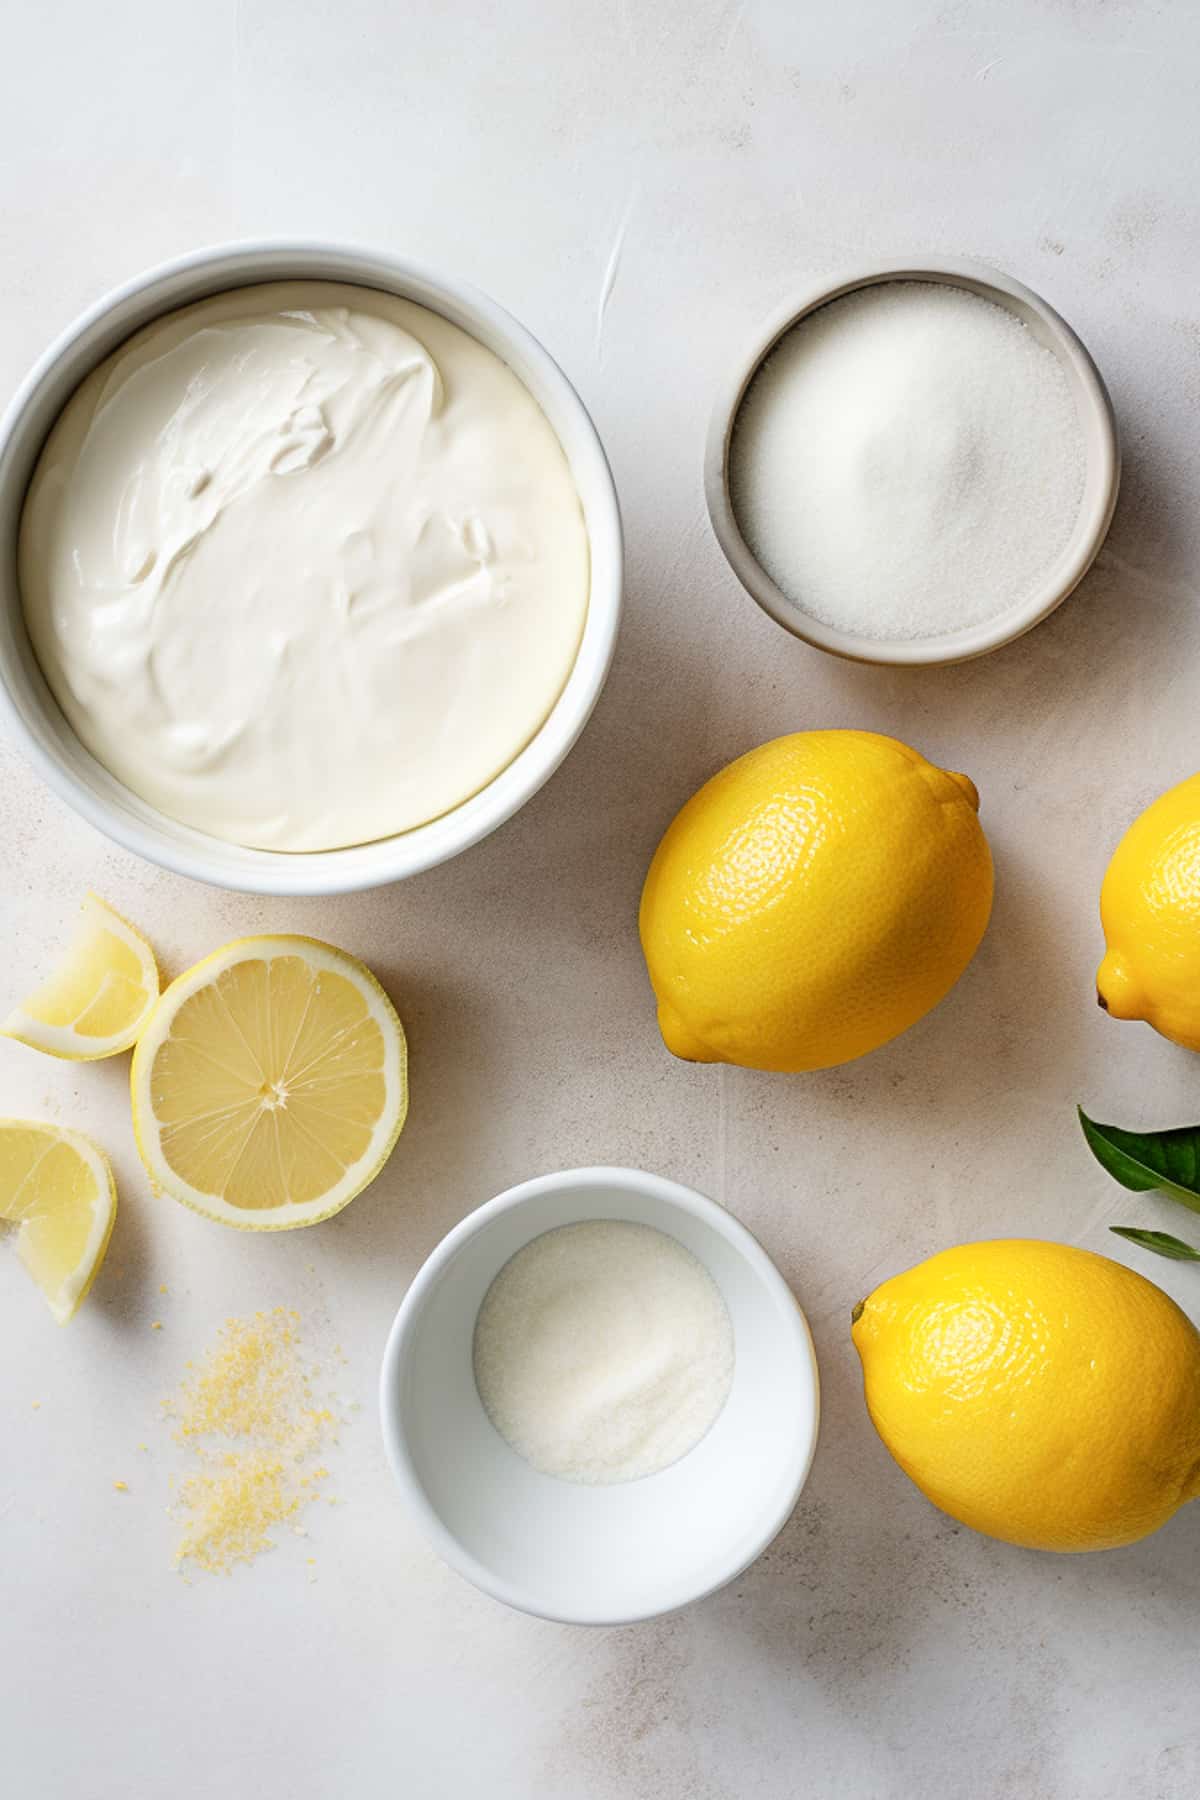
[{"x1": 706, "y1": 258, "x2": 1119, "y2": 666}]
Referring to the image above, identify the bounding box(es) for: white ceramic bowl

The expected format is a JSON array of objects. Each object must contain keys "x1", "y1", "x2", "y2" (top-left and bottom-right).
[
  {"x1": 380, "y1": 1166, "x2": 819, "y2": 1626},
  {"x1": 0, "y1": 242, "x2": 622, "y2": 893},
  {"x1": 705, "y1": 256, "x2": 1120, "y2": 666}
]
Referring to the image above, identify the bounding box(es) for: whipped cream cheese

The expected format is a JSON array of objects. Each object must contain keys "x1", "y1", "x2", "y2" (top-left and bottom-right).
[{"x1": 19, "y1": 281, "x2": 590, "y2": 850}]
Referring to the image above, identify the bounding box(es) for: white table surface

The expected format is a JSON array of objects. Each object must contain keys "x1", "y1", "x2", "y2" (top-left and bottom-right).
[{"x1": 4, "y1": 3, "x2": 1200, "y2": 1795}]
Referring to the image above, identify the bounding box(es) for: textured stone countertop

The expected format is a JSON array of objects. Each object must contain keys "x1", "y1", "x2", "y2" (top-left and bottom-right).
[{"x1": 3, "y1": 3, "x2": 1200, "y2": 1796}]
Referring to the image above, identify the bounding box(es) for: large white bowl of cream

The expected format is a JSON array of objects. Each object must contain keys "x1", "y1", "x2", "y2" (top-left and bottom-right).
[{"x1": 0, "y1": 243, "x2": 622, "y2": 891}]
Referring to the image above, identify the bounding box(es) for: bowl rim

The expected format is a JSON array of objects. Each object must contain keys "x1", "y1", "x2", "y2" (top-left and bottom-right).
[
  {"x1": 0, "y1": 238, "x2": 623, "y2": 893},
  {"x1": 378, "y1": 1164, "x2": 821, "y2": 1627},
  {"x1": 704, "y1": 254, "x2": 1121, "y2": 667}
]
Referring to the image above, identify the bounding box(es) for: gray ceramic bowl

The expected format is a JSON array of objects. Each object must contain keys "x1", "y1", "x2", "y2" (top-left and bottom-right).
[{"x1": 705, "y1": 256, "x2": 1120, "y2": 667}]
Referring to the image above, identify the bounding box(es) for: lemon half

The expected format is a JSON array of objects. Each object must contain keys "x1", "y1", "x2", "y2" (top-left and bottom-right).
[
  {"x1": 0, "y1": 1120, "x2": 117, "y2": 1322},
  {"x1": 3, "y1": 893, "x2": 159, "y2": 1060},
  {"x1": 131, "y1": 935, "x2": 407, "y2": 1231}
]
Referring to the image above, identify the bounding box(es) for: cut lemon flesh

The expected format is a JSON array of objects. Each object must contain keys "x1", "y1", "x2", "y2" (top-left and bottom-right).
[
  {"x1": 0, "y1": 1120, "x2": 117, "y2": 1323},
  {"x1": 130, "y1": 935, "x2": 407, "y2": 1231},
  {"x1": 3, "y1": 893, "x2": 159, "y2": 1060}
]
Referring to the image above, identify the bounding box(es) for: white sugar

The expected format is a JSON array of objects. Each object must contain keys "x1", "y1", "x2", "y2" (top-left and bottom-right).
[
  {"x1": 729, "y1": 281, "x2": 1087, "y2": 641},
  {"x1": 472, "y1": 1220, "x2": 734, "y2": 1485}
]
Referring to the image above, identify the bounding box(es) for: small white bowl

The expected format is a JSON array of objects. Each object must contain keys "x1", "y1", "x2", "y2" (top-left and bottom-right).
[
  {"x1": 705, "y1": 257, "x2": 1120, "y2": 666},
  {"x1": 0, "y1": 241, "x2": 622, "y2": 894},
  {"x1": 380, "y1": 1167, "x2": 819, "y2": 1626}
]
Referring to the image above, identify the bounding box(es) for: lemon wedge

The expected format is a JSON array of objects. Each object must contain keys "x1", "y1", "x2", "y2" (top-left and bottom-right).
[
  {"x1": 0, "y1": 1121, "x2": 117, "y2": 1322},
  {"x1": 130, "y1": 935, "x2": 407, "y2": 1231},
  {"x1": 2, "y1": 893, "x2": 159, "y2": 1060}
]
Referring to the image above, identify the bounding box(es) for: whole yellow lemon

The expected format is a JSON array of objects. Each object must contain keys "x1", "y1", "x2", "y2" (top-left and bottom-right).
[
  {"x1": 1098, "y1": 771, "x2": 1200, "y2": 1051},
  {"x1": 852, "y1": 1240, "x2": 1200, "y2": 1552},
  {"x1": 638, "y1": 730, "x2": 992, "y2": 1073}
]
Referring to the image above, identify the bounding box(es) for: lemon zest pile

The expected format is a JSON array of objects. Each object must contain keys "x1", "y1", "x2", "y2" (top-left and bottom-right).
[{"x1": 165, "y1": 1308, "x2": 337, "y2": 1576}]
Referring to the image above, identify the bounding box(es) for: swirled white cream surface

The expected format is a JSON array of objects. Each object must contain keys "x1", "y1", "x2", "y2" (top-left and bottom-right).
[{"x1": 19, "y1": 281, "x2": 590, "y2": 850}]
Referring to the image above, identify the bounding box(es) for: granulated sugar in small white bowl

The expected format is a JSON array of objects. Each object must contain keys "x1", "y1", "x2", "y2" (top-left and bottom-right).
[
  {"x1": 706, "y1": 258, "x2": 1119, "y2": 666},
  {"x1": 472, "y1": 1219, "x2": 735, "y2": 1486},
  {"x1": 380, "y1": 1166, "x2": 819, "y2": 1626}
]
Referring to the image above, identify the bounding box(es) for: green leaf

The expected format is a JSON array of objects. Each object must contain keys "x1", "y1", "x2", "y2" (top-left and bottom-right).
[
  {"x1": 1109, "y1": 1227, "x2": 1200, "y2": 1263},
  {"x1": 1077, "y1": 1107, "x2": 1200, "y2": 1216}
]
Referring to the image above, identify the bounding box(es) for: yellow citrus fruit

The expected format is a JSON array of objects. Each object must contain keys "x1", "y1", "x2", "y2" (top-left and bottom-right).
[
  {"x1": 1098, "y1": 771, "x2": 1200, "y2": 1051},
  {"x1": 131, "y1": 935, "x2": 406, "y2": 1231},
  {"x1": 0, "y1": 1120, "x2": 117, "y2": 1323},
  {"x1": 2, "y1": 893, "x2": 158, "y2": 1060},
  {"x1": 852, "y1": 1240, "x2": 1200, "y2": 1552},
  {"x1": 638, "y1": 730, "x2": 993, "y2": 1073}
]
